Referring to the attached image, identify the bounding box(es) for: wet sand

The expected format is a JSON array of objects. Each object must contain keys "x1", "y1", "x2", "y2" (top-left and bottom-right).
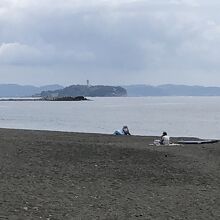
[{"x1": 0, "y1": 128, "x2": 219, "y2": 219}]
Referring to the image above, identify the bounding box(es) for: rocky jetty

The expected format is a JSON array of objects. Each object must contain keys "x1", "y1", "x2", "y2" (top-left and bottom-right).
[
  {"x1": 0, "y1": 96, "x2": 89, "y2": 101},
  {"x1": 43, "y1": 96, "x2": 89, "y2": 101}
]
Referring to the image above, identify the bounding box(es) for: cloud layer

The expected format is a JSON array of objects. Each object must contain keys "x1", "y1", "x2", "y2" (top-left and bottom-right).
[{"x1": 1, "y1": 0, "x2": 220, "y2": 85}]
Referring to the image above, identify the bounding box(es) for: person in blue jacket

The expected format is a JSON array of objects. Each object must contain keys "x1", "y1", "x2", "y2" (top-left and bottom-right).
[{"x1": 113, "y1": 125, "x2": 131, "y2": 135}]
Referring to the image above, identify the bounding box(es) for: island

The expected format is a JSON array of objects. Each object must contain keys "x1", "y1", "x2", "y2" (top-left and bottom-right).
[{"x1": 40, "y1": 84, "x2": 127, "y2": 98}]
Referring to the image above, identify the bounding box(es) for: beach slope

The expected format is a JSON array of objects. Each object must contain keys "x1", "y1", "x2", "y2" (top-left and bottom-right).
[{"x1": 0, "y1": 128, "x2": 219, "y2": 219}]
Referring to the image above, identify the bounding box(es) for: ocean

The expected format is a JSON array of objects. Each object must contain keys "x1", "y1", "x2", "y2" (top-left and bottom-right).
[{"x1": 0, "y1": 96, "x2": 220, "y2": 139}]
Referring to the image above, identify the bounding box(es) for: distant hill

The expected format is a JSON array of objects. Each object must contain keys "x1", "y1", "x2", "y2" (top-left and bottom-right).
[
  {"x1": 123, "y1": 84, "x2": 220, "y2": 96},
  {"x1": 3, "y1": 83, "x2": 220, "y2": 97},
  {"x1": 40, "y1": 85, "x2": 127, "y2": 97},
  {"x1": 0, "y1": 84, "x2": 64, "y2": 97}
]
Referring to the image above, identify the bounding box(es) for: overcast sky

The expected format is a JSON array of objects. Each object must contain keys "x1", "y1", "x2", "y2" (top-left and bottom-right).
[{"x1": 1, "y1": 0, "x2": 220, "y2": 86}]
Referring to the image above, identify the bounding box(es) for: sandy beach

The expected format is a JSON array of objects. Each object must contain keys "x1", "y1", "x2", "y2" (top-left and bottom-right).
[{"x1": 0, "y1": 128, "x2": 219, "y2": 219}]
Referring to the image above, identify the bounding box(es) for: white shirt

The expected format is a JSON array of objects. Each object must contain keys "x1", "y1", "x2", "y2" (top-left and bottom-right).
[{"x1": 161, "y1": 135, "x2": 170, "y2": 145}]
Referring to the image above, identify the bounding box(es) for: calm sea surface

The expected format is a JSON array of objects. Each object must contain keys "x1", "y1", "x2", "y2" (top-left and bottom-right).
[{"x1": 0, "y1": 97, "x2": 220, "y2": 139}]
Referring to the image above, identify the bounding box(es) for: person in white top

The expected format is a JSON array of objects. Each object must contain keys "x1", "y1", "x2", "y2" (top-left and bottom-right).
[{"x1": 160, "y1": 131, "x2": 170, "y2": 145}]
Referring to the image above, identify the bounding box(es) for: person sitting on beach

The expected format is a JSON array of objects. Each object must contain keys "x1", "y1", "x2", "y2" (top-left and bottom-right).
[
  {"x1": 160, "y1": 131, "x2": 170, "y2": 145},
  {"x1": 113, "y1": 125, "x2": 131, "y2": 135}
]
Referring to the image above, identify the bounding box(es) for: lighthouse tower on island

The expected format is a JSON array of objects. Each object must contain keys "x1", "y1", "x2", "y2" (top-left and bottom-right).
[{"x1": 86, "y1": 80, "x2": 90, "y2": 87}]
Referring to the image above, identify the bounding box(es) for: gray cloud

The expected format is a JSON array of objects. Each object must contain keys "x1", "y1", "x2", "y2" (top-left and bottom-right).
[{"x1": 1, "y1": 0, "x2": 220, "y2": 86}]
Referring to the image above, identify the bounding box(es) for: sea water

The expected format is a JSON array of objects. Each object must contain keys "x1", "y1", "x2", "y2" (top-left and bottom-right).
[{"x1": 0, "y1": 96, "x2": 220, "y2": 139}]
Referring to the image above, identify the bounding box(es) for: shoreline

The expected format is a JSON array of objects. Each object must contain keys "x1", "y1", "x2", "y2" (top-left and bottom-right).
[
  {"x1": 0, "y1": 128, "x2": 219, "y2": 219},
  {"x1": 1, "y1": 127, "x2": 218, "y2": 140}
]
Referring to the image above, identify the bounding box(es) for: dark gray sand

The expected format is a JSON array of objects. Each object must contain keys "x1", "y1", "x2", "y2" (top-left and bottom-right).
[{"x1": 0, "y1": 128, "x2": 219, "y2": 220}]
